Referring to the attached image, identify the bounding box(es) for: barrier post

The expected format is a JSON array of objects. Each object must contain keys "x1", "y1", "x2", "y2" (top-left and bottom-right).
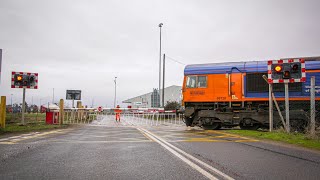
[
  {"x1": 59, "y1": 99, "x2": 64, "y2": 125},
  {"x1": 0, "y1": 96, "x2": 6, "y2": 128}
]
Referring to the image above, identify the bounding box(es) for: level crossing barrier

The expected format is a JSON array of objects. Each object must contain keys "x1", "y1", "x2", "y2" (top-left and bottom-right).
[{"x1": 58, "y1": 107, "x2": 185, "y2": 126}]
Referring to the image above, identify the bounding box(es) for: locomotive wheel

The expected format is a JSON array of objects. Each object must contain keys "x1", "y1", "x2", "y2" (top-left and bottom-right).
[
  {"x1": 185, "y1": 117, "x2": 193, "y2": 126},
  {"x1": 203, "y1": 123, "x2": 221, "y2": 130}
]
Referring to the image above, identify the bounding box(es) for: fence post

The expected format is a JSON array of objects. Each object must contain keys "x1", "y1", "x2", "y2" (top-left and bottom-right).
[
  {"x1": 59, "y1": 99, "x2": 64, "y2": 125},
  {"x1": 0, "y1": 96, "x2": 6, "y2": 128},
  {"x1": 310, "y1": 76, "x2": 316, "y2": 137}
]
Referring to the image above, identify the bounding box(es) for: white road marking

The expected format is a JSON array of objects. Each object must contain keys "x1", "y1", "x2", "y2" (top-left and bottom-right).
[{"x1": 138, "y1": 127, "x2": 235, "y2": 180}]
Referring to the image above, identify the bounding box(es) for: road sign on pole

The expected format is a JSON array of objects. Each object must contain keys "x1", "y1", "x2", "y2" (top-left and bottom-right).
[
  {"x1": 98, "y1": 106, "x2": 102, "y2": 112},
  {"x1": 66, "y1": 90, "x2": 81, "y2": 108},
  {"x1": 66, "y1": 90, "x2": 81, "y2": 100}
]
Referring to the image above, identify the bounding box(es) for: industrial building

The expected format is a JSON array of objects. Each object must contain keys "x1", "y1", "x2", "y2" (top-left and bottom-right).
[{"x1": 122, "y1": 85, "x2": 182, "y2": 108}]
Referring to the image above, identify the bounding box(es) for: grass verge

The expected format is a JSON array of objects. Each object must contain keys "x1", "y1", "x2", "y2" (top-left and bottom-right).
[
  {"x1": 0, "y1": 121, "x2": 69, "y2": 135},
  {"x1": 226, "y1": 130, "x2": 320, "y2": 151}
]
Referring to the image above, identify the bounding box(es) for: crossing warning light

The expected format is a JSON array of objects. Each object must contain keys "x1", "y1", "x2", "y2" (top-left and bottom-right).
[
  {"x1": 16, "y1": 75, "x2": 23, "y2": 81},
  {"x1": 11, "y1": 72, "x2": 38, "y2": 89},
  {"x1": 274, "y1": 65, "x2": 282, "y2": 73},
  {"x1": 283, "y1": 71, "x2": 291, "y2": 79},
  {"x1": 268, "y1": 59, "x2": 306, "y2": 83},
  {"x1": 291, "y1": 64, "x2": 299, "y2": 72}
]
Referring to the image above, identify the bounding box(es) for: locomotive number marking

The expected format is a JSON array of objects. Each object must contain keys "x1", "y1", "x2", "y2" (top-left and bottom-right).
[
  {"x1": 190, "y1": 91, "x2": 205, "y2": 96},
  {"x1": 217, "y1": 97, "x2": 226, "y2": 100}
]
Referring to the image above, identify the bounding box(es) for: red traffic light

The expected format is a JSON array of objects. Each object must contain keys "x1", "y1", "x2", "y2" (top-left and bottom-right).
[
  {"x1": 283, "y1": 71, "x2": 291, "y2": 79},
  {"x1": 274, "y1": 65, "x2": 282, "y2": 72}
]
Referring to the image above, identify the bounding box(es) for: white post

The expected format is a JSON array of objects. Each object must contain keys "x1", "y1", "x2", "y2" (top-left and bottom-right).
[
  {"x1": 310, "y1": 76, "x2": 316, "y2": 136},
  {"x1": 22, "y1": 87, "x2": 26, "y2": 125},
  {"x1": 285, "y1": 83, "x2": 290, "y2": 133},
  {"x1": 269, "y1": 84, "x2": 273, "y2": 132}
]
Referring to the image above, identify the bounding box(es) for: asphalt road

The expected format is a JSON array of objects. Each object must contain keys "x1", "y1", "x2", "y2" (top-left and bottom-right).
[{"x1": 0, "y1": 116, "x2": 320, "y2": 180}]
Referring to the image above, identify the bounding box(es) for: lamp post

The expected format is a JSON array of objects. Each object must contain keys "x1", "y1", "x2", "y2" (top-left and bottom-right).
[
  {"x1": 114, "y1": 77, "x2": 117, "y2": 108},
  {"x1": 158, "y1": 23, "x2": 163, "y2": 107}
]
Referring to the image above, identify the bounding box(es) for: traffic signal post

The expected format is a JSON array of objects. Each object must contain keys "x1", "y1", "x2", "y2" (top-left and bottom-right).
[
  {"x1": 267, "y1": 59, "x2": 306, "y2": 133},
  {"x1": 284, "y1": 83, "x2": 290, "y2": 132},
  {"x1": 11, "y1": 71, "x2": 39, "y2": 125},
  {"x1": 22, "y1": 87, "x2": 26, "y2": 125}
]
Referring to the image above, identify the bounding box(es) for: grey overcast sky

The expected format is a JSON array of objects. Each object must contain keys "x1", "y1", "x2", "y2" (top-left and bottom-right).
[{"x1": 0, "y1": 0, "x2": 320, "y2": 107}]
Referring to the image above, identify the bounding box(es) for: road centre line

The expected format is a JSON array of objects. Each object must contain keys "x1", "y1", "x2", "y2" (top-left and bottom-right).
[
  {"x1": 138, "y1": 128, "x2": 235, "y2": 180},
  {"x1": 136, "y1": 128, "x2": 219, "y2": 180}
]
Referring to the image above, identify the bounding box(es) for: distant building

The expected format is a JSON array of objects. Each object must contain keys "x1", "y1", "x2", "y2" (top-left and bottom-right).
[{"x1": 122, "y1": 85, "x2": 182, "y2": 108}]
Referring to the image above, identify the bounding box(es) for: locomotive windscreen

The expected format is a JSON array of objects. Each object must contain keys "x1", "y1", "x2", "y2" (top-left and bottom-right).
[{"x1": 246, "y1": 73, "x2": 302, "y2": 92}]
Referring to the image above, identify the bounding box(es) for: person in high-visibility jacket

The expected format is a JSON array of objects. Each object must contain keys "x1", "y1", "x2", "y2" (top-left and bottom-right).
[{"x1": 114, "y1": 105, "x2": 122, "y2": 122}]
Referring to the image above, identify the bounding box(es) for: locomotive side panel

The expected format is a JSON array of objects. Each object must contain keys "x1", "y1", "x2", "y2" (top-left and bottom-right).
[{"x1": 183, "y1": 74, "x2": 231, "y2": 103}]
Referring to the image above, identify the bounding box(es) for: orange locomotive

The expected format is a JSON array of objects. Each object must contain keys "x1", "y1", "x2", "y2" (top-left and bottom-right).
[{"x1": 182, "y1": 57, "x2": 320, "y2": 130}]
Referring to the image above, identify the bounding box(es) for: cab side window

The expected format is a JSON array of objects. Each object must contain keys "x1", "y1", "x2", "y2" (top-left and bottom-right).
[
  {"x1": 186, "y1": 76, "x2": 207, "y2": 88},
  {"x1": 186, "y1": 76, "x2": 197, "y2": 88},
  {"x1": 197, "y1": 76, "x2": 207, "y2": 88}
]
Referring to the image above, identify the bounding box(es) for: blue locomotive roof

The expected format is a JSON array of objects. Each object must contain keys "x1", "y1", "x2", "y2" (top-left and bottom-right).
[{"x1": 184, "y1": 57, "x2": 320, "y2": 75}]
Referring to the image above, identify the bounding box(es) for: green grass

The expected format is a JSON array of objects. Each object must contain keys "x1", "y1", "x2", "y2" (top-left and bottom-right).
[
  {"x1": 6, "y1": 113, "x2": 46, "y2": 123},
  {"x1": 227, "y1": 130, "x2": 320, "y2": 150},
  {"x1": 0, "y1": 121, "x2": 69, "y2": 135}
]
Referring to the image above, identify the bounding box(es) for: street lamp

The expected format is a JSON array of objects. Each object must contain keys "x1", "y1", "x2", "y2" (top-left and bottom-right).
[
  {"x1": 158, "y1": 23, "x2": 163, "y2": 107},
  {"x1": 114, "y1": 77, "x2": 117, "y2": 108}
]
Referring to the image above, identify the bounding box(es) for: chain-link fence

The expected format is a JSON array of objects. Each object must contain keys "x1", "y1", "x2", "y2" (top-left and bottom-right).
[{"x1": 270, "y1": 76, "x2": 319, "y2": 135}]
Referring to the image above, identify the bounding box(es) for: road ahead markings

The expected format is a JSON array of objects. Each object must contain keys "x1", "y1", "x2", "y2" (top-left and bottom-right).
[
  {"x1": 138, "y1": 127, "x2": 234, "y2": 180},
  {"x1": 148, "y1": 128, "x2": 259, "y2": 143},
  {"x1": 0, "y1": 129, "x2": 72, "y2": 144}
]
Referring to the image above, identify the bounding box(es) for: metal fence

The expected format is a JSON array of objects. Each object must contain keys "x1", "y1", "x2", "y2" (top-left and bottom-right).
[
  {"x1": 270, "y1": 76, "x2": 319, "y2": 135},
  {"x1": 94, "y1": 111, "x2": 184, "y2": 126},
  {"x1": 62, "y1": 109, "x2": 97, "y2": 124},
  {"x1": 60, "y1": 108, "x2": 185, "y2": 126}
]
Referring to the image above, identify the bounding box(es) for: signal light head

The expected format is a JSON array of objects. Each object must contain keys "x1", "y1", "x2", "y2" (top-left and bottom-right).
[
  {"x1": 283, "y1": 71, "x2": 291, "y2": 79},
  {"x1": 274, "y1": 65, "x2": 282, "y2": 72},
  {"x1": 29, "y1": 76, "x2": 35, "y2": 83},
  {"x1": 292, "y1": 64, "x2": 299, "y2": 72},
  {"x1": 16, "y1": 75, "x2": 23, "y2": 81}
]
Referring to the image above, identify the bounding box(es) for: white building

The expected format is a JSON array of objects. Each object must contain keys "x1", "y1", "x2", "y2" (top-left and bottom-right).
[{"x1": 122, "y1": 85, "x2": 182, "y2": 108}]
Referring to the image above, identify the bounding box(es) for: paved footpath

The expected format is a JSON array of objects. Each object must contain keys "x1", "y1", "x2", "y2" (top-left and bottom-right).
[{"x1": 0, "y1": 116, "x2": 320, "y2": 180}]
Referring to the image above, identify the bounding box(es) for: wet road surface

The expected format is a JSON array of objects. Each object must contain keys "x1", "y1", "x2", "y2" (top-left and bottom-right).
[{"x1": 0, "y1": 115, "x2": 320, "y2": 180}]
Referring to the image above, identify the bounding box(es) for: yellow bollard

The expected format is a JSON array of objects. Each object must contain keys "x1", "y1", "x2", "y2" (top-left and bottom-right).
[
  {"x1": 59, "y1": 99, "x2": 64, "y2": 125},
  {"x1": 0, "y1": 96, "x2": 6, "y2": 128}
]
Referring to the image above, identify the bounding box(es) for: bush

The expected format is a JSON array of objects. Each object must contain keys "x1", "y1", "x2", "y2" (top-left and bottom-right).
[{"x1": 164, "y1": 101, "x2": 181, "y2": 111}]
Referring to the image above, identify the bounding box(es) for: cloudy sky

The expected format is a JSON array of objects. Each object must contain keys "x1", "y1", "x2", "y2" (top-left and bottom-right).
[{"x1": 0, "y1": 0, "x2": 320, "y2": 107}]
